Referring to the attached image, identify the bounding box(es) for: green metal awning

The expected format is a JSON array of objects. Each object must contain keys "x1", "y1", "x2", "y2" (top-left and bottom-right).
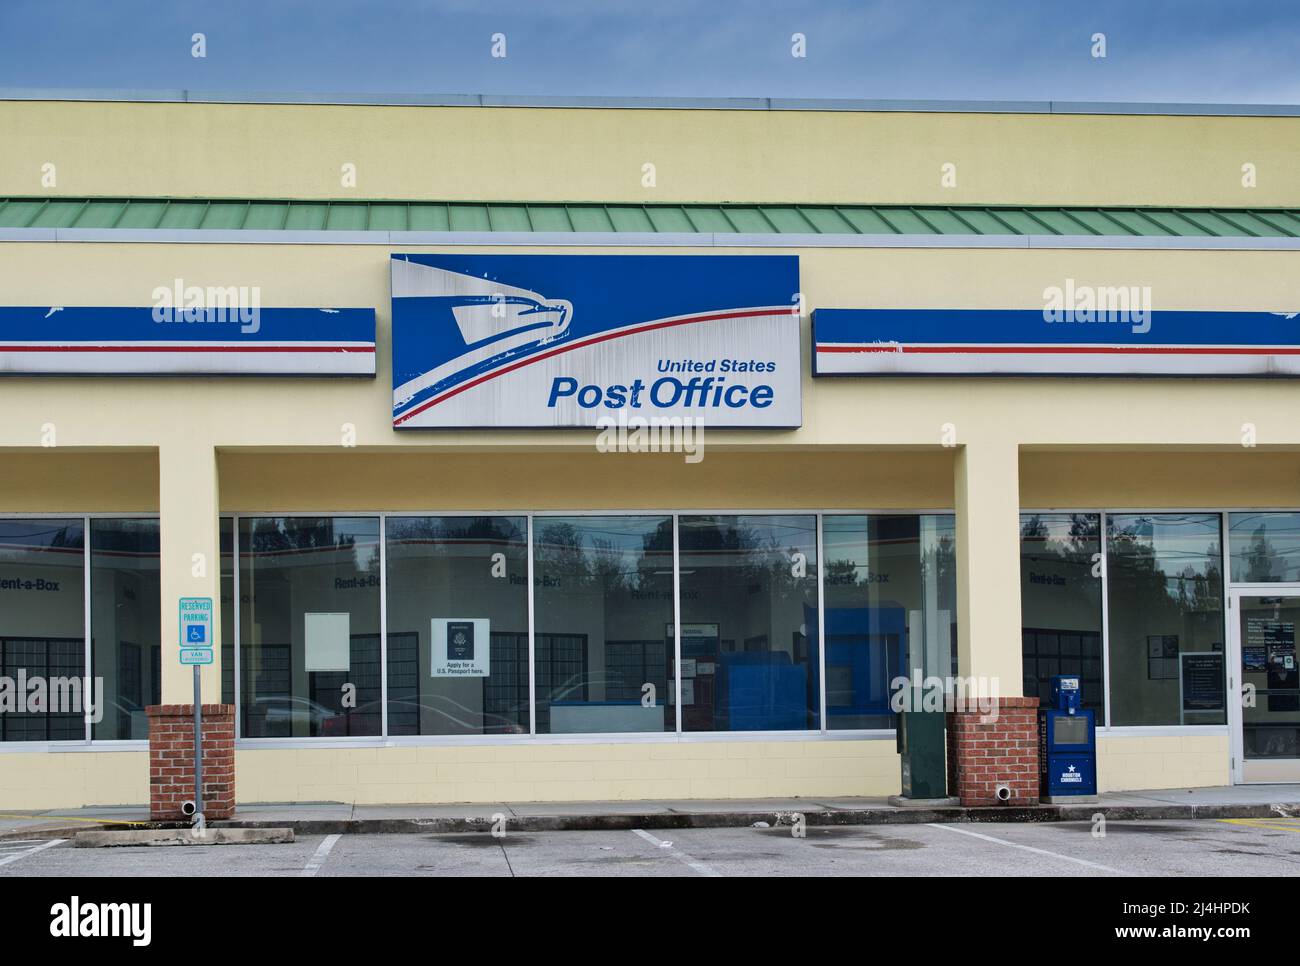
[{"x1": 1, "y1": 197, "x2": 1298, "y2": 237}]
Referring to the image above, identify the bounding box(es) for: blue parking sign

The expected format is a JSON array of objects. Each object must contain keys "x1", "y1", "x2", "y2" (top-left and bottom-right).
[{"x1": 178, "y1": 597, "x2": 214, "y2": 649}]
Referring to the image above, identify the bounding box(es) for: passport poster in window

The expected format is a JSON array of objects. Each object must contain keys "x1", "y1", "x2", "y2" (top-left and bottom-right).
[{"x1": 431, "y1": 618, "x2": 490, "y2": 677}]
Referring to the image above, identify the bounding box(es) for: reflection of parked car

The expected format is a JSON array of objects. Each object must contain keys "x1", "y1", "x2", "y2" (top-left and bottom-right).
[
  {"x1": 548, "y1": 671, "x2": 643, "y2": 705},
  {"x1": 245, "y1": 696, "x2": 340, "y2": 737},
  {"x1": 484, "y1": 671, "x2": 664, "y2": 728},
  {"x1": 321, "y1": 695, "x2": 525, "y2": 736}
]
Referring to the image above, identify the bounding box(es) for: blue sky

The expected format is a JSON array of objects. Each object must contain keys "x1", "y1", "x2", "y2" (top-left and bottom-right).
[{"x1": 0, "y1": 0, "x2": 1296, "y2": 103}]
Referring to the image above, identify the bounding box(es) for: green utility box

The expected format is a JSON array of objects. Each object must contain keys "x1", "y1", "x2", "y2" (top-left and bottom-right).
[{"x1": 897, "y1": 709, "x2": 947, "y2": 800}]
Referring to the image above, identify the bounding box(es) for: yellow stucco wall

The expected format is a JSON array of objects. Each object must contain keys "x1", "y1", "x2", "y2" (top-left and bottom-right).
[
  {"x1": 0, "y1": 734, "x2": 1226, "y2": 808},
  {"x1": 1, "y1": 243, "x2": 1297, "y2": 458},
  {"x1": 1, "y1": 99, "x2": 1296, "y2": 807},
  {"x1": 0, "y1": 752, "x2": 148, "y2": 810},
  {"x1": 0, "y1": 451, "x2": 158, "y2": 511},
  {"x1": 237, "y1": 740, "x2": 901, "y2": 805},
  {"x1": 1098, "y1": 735, "x2": 1230, "y2": 792},
  {"x1": 1023, "y1": 450, "x2": 1300, "y2": 508},
  {"x1": 0, "y1": 743, "x2": 900, "y2": 809},
  {"x1": 217, "y1": 450, "x2": 955, "y2": 511},
  {"x1": 3, "y1": 100, "x2": 1298, "y2": 206}
]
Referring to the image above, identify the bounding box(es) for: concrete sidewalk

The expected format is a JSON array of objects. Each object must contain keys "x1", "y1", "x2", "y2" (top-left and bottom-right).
[{"x1": 3, "y1": 784, "x2": 1299, "y2": 839}]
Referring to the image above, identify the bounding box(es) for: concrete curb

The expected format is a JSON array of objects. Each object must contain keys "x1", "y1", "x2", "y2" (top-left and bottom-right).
[
  {"x1": 0, "y1": 824, "x2": 114, "y2": 842},
  {"x1": 212, "y1": 801, "x2": 1300, "y2": 835},
  {"x1": 74, "y1": 827, "x2": 294, "y2": 847}
]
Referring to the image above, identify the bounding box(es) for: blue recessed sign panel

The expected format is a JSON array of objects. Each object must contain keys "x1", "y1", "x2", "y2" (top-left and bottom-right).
[
  {"x1": 812, "y1": 308, "x2": 1300, "y2": 377},
  {"x1": 0, "y1": 307, "x2": 376, "y2": 375},
  {"x1": 391, "y1": 254, "x2": 801, "y2": 428}
]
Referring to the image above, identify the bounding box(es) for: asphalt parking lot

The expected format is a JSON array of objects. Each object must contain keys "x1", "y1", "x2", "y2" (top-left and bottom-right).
[{"x1": 2, "y1": 817, "x2": 1299, "y2": 877}]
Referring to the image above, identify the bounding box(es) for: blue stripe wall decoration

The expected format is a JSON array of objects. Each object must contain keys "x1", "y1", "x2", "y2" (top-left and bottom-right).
[
  {"x1": 812, "y1": 308, "x2": 1300, "y2": 377},
  {"x1": 0, "y1": 306, "x2": 377, "y2": 376}
]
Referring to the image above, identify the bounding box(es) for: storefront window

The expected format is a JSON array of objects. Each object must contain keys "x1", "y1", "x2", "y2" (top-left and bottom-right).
[
  {"x1": 220, "y1": 518, "x2": 235, "y2": 708},
  {"x1": 678, "y1": 515, "x2": 819, "y2": 731},
  {"x1": 91, "y1": 519, "x2": 162, "y2": 740},
  {"x1": 1107, "y1": 513, "x2": 1226, "y2": 726},
  {"x1": 214, "y1": 510, "x2": 972, "y2": 739},
  {"x1": 533, "y1": 516, "x2": 674, "y2": 733},
  {"x1": 1230, "y1": 512, "x2": 1300, "y2": 583},
  {"x1": 0, "y1": 519, "x2": 85, "y2": 742},
  {"x1": 239, "y1": 517, "x2": 381, "y2": 738},
  {"x1": 1019, "y1": 513, "x2": 1103, "y2": 714},
  {"x1": 385, "y1": 516, "x2": 529, "y2": 735},
  {"x1": 822, "y1": 514, "x2": 957, "y2": 729}
]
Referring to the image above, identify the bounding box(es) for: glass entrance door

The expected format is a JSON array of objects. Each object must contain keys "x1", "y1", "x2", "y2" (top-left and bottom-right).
[{"x1": 1232, "y1": 593, "x2": 1300, "y2": 782}]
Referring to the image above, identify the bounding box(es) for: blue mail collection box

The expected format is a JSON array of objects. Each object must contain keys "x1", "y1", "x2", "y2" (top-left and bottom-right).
[{"x1": 1038, "y1": 675, "x2": 1097, "y2": 799}]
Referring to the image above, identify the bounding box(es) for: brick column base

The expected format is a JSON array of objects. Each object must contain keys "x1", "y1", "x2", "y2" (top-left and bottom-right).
[
  {"x1": 146, "y1": 704, "x2": 235, "y2": 821},
  {"x1": 946, "y1": 696, "x2": 1040, "y2": 806}
]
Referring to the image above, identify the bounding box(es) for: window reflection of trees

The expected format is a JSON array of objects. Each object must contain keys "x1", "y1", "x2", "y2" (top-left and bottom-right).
[
  {"x1": 680, "y1": 516, "x2": 815, "y2": 605},
  {"x1": 1107, "y1": 515, "x2": 1222, "y2": 621},
  {"x1": 247, "y1": 517, "x2": 377, "y2": 575},
  {"x1": 1230, "y1": 512, "x2": 1300, "y2": 583},
  {"x1": 533, "y1": 518, "x2": 672, "y2": 594}
]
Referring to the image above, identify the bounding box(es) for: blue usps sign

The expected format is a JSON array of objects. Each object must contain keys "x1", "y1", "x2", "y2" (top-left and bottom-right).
[{"x1": 391, "y1": 254, "x2": 802, "y2": 428}]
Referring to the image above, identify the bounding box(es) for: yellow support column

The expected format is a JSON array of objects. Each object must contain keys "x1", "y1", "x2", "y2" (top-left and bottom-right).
[
  {"x1": 158, "y1": 441, "x2": 222, "y2": 703},
  {"x1": 951, "y1": 440, "x2": 1039, "y2": 805},
  {"x1": 954, "y1": 440, "x2": 1024, "y2": 688},
  {"x1": 151, "y1": 440, "x2": 236, "y2": 820}
]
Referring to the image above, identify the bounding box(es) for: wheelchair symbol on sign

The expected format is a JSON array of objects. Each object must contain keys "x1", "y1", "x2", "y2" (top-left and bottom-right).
[{"x1": 186, "y1": 625, "x2": 207, "y2": 644}]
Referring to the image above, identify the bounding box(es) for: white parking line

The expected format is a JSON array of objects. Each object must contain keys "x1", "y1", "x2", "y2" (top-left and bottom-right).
[
  {"x1": 926, "y1": 823, "x2": 1123, "y2": 874},
  {"x1": 300, "y1": 834, "x2": 341, "y2": 877},
  {"x1": 631, "y1": 829, "x2": 722, "y2": 877},
  {"x1": 0, "y1": 839, "x2": 63, "y2": 868}
]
